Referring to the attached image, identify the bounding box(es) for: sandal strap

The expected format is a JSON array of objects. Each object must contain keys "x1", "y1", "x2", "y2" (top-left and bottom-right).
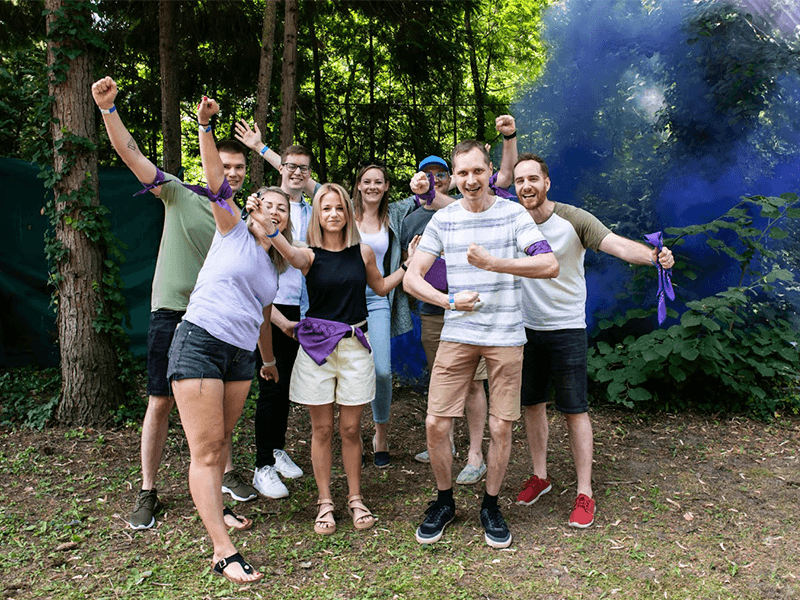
[{"x1": 214, "y1": 552, "x2": 254, "y2": 575}]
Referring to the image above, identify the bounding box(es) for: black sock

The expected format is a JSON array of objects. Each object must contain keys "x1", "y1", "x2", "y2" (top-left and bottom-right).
[
  {"x1": 482, "y1": 492, "x2": 498, "y2": 511},
  {"x1": 437, "y1": 488, "x2": 454, "y2": 507}
]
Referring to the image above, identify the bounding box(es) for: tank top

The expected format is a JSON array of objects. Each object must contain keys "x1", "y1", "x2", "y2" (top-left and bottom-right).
[{"x1": 305, "y1": 245, "x2": 368, "y2": 325}]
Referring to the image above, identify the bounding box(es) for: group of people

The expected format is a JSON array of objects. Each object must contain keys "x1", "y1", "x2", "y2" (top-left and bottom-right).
[{"x1": 92, "y1": 75, "x2": 674, "y2": 584}]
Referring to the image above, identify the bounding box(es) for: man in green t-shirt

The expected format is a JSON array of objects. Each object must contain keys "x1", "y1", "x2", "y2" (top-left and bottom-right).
[{"x1": 92, "y1": 76, "x2": 258, "y2": 530}]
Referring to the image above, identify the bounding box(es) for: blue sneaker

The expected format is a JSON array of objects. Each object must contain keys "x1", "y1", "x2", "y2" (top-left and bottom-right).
[{"x1": 415, "y1": 501, "x2": 456, "y2": 544}]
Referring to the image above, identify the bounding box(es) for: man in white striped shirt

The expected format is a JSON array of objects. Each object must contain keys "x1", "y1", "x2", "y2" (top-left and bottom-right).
[{"x1": 404, "y1": 140, "x2": 559, "y2": 549}]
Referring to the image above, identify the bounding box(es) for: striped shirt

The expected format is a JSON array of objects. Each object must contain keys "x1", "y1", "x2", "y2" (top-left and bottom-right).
[{"x1": 418, "y1": 197, "x2": 546, "y2": 347}]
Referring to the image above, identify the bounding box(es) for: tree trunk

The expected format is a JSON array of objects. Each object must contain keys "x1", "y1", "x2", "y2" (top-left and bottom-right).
[
  {"x1": 159, "y1": 0, "x2": 180, "y2": 175},
  {"x1": 279, "y1": 0, "x2": 299, "y2": 150},
  {"x1": 309, "y1": 0, "x2": 327, "y2": 181},
  {"x1": 46, "y1": 0, "x2": 124, "y2": 426},
  {"x1": 251, "y1": 0, "x2": 278, "y2": 187},
  {"x1": 464, "y1": 5, "x2": 485, "y2": 142}
]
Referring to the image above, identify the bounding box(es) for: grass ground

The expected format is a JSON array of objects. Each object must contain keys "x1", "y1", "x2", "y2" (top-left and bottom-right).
[{"x1": 1, "y1": 385, "x2": 798, "y2": 599}]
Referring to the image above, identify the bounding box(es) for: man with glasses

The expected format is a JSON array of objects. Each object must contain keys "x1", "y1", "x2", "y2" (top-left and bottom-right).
[{"x1": 235, "y1": 122, "x2": 320, "y2": 499}]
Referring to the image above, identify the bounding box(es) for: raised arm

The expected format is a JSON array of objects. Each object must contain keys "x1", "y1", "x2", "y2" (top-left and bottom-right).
[
  {"x1": 494, "y1": 115, "x2": 518, "y2": 189},
  {"x1": 91, "y1": 76, "x2": 160, "y2": 193},
  {"x1": 409, "y1": 172, "x2": 457, "y2": 210},
  {"x1": 197, "y1": 97, "x2": 239, "y2": 233},
  {"x1": 599, "y1": 233, "x2": 674, "y2": 268},
  {"x1": 235, "y1": 119, "x2": 318, "y2": 197}
]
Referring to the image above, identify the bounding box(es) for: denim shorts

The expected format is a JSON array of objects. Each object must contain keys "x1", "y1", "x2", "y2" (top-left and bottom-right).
[
  {"x1": 167, "y1": 320, "x2": 255, "y2": 384},
  {"x1": 147, "y1": 309, "x2": 185, "y2": 396},
  {"x1": 520, "y1": 328, "x2": 588, "y2": 414}
]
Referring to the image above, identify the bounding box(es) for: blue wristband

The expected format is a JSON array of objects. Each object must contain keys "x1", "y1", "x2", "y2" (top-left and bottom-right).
[
  {"x1": 448, "y1": 292, "x2": 456, "y2": 311},
  {"x1": 260, "y1": 145, "x2": 269, "y2": 156},
  {"x1": 266, "y1": 228, "x2": 280, "y2": 238},
  {"x1": 199, "y1": 123, "x2": 212, "y2": 133},
  {"x1": 99, "y1": 105, "x2": 116, "y2": 115}
]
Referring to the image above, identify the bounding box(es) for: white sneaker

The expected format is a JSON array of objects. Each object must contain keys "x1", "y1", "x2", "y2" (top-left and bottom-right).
[
  {"x1": 252, "y1": 465, "x2": 289, "y2": 499},
  {"x1": 273, "y1": 449, "x2": 303, "y2": 479}
]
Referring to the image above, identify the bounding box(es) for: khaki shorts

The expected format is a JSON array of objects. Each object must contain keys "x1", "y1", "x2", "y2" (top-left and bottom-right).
[
  {"x1": 427, "y1": 342, "x2": 523, "y2": 421},
  {"x1": 289, "y1": 335, "x2": 376, "y2": 406},
  {"x1": 420, "y1": 313, "x2": 488, "y2": 380}
]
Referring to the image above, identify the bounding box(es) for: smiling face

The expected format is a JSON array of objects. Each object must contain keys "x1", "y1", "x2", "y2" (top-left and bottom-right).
[
  {"x1": 261, "y1": 190, "x2": 290, "y2": 233},
  {"x1": 452, "y1": 147, "x2": 491, "y2": 204},
  {"x1": 219, "y1": 150, "x2": 247, "y2": 193},
  {"x1": 318, "y1": 190, "x2": 347, "y2": 236},
  {"x1": 357, "y1": 167, "x2": 390, "y2": 207},
  {"x1": 514, "y1": 158, "x2": 551, "y2": 213},
  {"x1": 280, "y1": 153, "x2": 312, "y2": 194}
]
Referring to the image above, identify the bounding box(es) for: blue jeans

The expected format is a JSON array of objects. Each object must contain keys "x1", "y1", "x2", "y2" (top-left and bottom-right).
[{"x1": 367, "y1": 304, "x2": 392, "y2": 424}]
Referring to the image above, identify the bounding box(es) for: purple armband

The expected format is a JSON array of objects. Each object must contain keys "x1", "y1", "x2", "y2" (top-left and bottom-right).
[
  {"x1": 525, "y1": 240, "x2": 553, "y2": 256},
  {"x1": 424, "y1": 257, "x2": 448, "y2": 292},
  {"x1": 134, "y1": 167, "x2": 169, "y2": 196},
  {"x1": 489, "y1": 172, "x2": 515, "y2": 200},
  {"x1": 643, "y1": 231, "x2": 675, "y2": 325},
  {"x1": 414, "y1": 172, "x2": 436, "y2": 207},
  {"x1": 183, "y1": 178, "x2": 235, "y2": 216}
]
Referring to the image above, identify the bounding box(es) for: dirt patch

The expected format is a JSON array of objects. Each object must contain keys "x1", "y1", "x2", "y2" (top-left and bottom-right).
[{"x1": 1, "y1": 385, "x2": 799, "y2": 599}]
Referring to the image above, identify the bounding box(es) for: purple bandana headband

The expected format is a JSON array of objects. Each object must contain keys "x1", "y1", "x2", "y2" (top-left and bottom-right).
[
  {"x1": 489, "y1": 172, "x2": 515, "y2": 200},
  {"x1": 644, "y1": 231, "x2": 675, "y2": 325},
  {"x1": 135, "y1": 167, "x2": 235, "y2": 216}
]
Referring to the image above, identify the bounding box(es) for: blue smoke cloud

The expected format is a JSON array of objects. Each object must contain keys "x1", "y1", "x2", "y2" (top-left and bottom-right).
[{"x1": 512, "y1": 0, "x2": 800, "y2": 332}]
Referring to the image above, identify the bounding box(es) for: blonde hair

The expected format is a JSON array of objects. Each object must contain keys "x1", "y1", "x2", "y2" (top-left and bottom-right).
[
  {"x1": 306, "y1": 183, "x2": 361, "y2": 248},
  {"x1": 247, "y1": 186, "x2": 292, "y2": 274}
]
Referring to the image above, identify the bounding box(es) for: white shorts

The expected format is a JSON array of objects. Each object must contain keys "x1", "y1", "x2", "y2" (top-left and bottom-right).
[{"x1": 289, "y1": 334, "x2": 376, "y2": 406}]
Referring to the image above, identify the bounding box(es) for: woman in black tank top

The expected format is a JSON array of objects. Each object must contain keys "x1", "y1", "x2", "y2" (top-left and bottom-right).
[{"x1": 247, "y1": 183, "x2": 418, "y2": 536}]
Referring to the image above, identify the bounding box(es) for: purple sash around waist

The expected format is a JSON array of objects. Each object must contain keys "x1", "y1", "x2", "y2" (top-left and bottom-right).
[
  {"x1": 644, "y1": 231, "x2": 675, "y2": 325},
  {"x1": 294, "y1": 317, "x2": 371, "y2": 366}
]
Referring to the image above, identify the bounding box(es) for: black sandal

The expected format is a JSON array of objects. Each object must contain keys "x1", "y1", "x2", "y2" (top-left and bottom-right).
[
  {"x1": 223, "y1": 507, "x2": 253, "y2": 531},
  {"x1": 213, "y1": 552, "x2": 263, "y2": 584}
]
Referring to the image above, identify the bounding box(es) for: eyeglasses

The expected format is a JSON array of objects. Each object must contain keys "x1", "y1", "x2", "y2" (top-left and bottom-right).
[
  {"x1": 282, "y1": 163, "x2": 310, "y2": 174},
  {"x1": 430, "y1": 171, "x2": 449, "y2": 181}
]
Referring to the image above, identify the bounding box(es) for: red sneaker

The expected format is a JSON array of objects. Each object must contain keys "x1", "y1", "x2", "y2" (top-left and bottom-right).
[
  {"x1": 568, "y1": 493, "x2": 595, "y2": 528},
  {"x1": 516, "y1": 475, "x2": 552, "y2": 506}
]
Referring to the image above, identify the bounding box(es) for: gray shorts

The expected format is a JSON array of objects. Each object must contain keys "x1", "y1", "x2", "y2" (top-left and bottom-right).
[{"x1": 167, "y1": 320, "x2": 255, "y2": 384}]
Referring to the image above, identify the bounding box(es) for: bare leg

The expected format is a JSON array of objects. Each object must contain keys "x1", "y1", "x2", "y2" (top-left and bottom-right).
[
  {"x1": 427, "y1": 415, "x2": 454, "y2": 490},
  {"x1": 565, "y1": 412, "x2": 593, "y2": 497},
  {"x1": 373, "y1": 421, "x2": 389, "y2": 453},
  {"x1": 140, "y1": 395, "x2": 174, "y2": 490},
  {"x1": 464, "y1": 381, "x2": 486, "y2": 467},
  {"x1": 339, "y1": 405, "x2": 365, "y2": 497},
  {"x1": 524, "y1": 404, "x2": 549, "y2": 479},
  {"x1": 172, "y1": 378, "x2": 260, "y2": 584},
  {"x1": 485, "y1": 415, "x2": 513, "y2": 496},
  {"x1": 308, "y1": 404, "x2": 335, "y2": 501}
]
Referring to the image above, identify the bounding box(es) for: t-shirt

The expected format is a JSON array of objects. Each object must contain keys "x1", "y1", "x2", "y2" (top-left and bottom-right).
[
  {"x1": 520, "y1": 202, "x2": 611, "y2": 330},
  {"x1": 185, "y1": 220, "x2": 278, "y2": 351},
  {"x1": 418, "y1": 197, "x2": 546, "y2": 347},
  {"x1": 401, "y1": 205, "x2": 443, "y2": 316},
  {"x1": 151, "y1": 173, "x2": 216, "y2": 312}
]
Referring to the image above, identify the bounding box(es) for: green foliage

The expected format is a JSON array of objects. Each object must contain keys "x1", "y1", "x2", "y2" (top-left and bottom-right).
[
  {"x1": 0, "y1": 368, "x2": 61, "y2": 429},
  {"x1": 589, "y1": 194, "x2": 800, "y2": 418}
]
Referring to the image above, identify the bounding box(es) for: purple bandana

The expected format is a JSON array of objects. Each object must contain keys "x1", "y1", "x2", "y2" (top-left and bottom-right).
[
  {"x1": 294, "y1": 317, "x2": 371, "y2": 366},
  {"x1": 489, "y1": 172, "x2": 515, "y2": 200},
  {"x1": 414, "y1": 172, "x2": 436, "y2": 208},
  {"x1": 525, "y1": 240, "x2": 553, "y2": 256},
  {"x1": 424, "y1": 257, "x2": 448, "y2": 292},
  {"x1": 134, "y1": 168, "x2": 235, "y2": 216},
  {"x1": 644, "y1": 231, "x2": 675, "y2": 325}
]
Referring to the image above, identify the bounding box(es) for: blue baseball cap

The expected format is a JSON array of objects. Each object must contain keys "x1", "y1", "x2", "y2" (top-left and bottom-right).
[{"x1": 418, "y1": 155, "x2": 449, "y2": 173}]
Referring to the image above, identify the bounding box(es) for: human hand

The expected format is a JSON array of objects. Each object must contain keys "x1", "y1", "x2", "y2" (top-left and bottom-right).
[
  {"x1": 91, "y1": 76, "x2": 118, "y2": 110},
  {"x1": 496, "y1": 114, "x2": 516, "y2": 137},
  {"x1": 453, "y1": 291, "x2": 480, "y2": 311},
  {"x1": 410, "y1": 171, "x2": 431, "y2": 195},
  {"x1": 466, "y1": 243, "x2": 496, "y2": 271},
  {"x1": 234, "y1": 119, "x2": 262, "y2": 150},
  {"x1": 197, "y1": 96, "x2": 219, "y2": 124},
  {"x1": 654, "y1": 246, "x2": 674, "y2": 269},
  {"x1": 406, "y1": 235, "x2": 421, "y2": 262},
  {"x1": 259, "y1": 363, "x2": 279, "y2": 382},
  {"x1": 281, "y1": 321, "x2": 298, "y2": 339}
]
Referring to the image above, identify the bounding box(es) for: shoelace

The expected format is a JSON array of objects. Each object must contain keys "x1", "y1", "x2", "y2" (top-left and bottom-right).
[
  {"x1": 483, "y1": 507, "x2": 506, "y2": 530},
  {"x1": 574, "y1": 495, "x2": 593, "y2": 512}
]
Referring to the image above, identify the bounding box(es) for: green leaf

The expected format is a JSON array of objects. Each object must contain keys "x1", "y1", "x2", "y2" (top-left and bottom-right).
[
  {"x1": 769, "y1": 227, "x2": 788, "y2": 240},
  {"x1": 627, "y1": 387, "x2": 652, "y2": 402},
  {"x1": 680, "y1": 347, "x2": 700, "y2": 361},
  {"x1": 668, "y1": 365, "x2": 687, "y2": 382}
]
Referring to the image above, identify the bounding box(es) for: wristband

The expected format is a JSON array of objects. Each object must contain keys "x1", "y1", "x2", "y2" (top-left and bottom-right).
[
  {"x1": 266, "y1": 228, "x2": 280, "y2": 238},
  {"x1": 448, "y1": 292, "x2": 456, "y2": 311},
  {"x1": 262, "y1": 359, "x2": 276, "y2": 368},
  {"x1": 199, "y1": 123, "x2": 212, "y2": 133},
  {"x1": 503, "y1": 131, "x2": 517, "y2": 140},
  {"x1": 100, "y1": 105, "x2": 116, "y2": 115},
  {"x1": 260, "y1": 145, "x2": 269, "y2": 156},
  {"x1": 401, "y1": 263, "x2": 408, "y2": 271}
]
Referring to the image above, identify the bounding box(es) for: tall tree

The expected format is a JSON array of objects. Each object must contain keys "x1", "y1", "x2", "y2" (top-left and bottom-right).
[
  {"x1": 250, "y1": 0, "x2": 279, "y2": 187},
  {"x1": 279, "y1": 0, "x2": 299, "y2": 150},
  {"x1": 308, "y1": 0, "x2": 328, "y2": 181},
  {"x1": 464, "y1": 2, "x2": 486, "y2": 141},
  {"x1": 45, "y1": 0, "x2": 125, "y2": 425},
  {"x1": 159, "y1": 0, "x2": 180, "y2": 175}
]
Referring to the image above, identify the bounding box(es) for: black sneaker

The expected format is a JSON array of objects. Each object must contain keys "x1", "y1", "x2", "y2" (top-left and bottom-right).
[
  {"x1": 415, "y1": 501, "x2": 456, "y2": 545},
  {"x1": 480, "y1": 506, "x2": 512, "y2": 548},
  {"x1": 129, "y1": 489, "x2": 162, "y2": 530}
]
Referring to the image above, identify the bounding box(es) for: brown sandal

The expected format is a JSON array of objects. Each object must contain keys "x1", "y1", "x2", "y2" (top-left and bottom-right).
[
  {"x1": 347, "y1": 495, "x2": 376, "y2": 530},
  {"x1": 314, "y1": 499, "x2": 336, "y2": 535}
]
